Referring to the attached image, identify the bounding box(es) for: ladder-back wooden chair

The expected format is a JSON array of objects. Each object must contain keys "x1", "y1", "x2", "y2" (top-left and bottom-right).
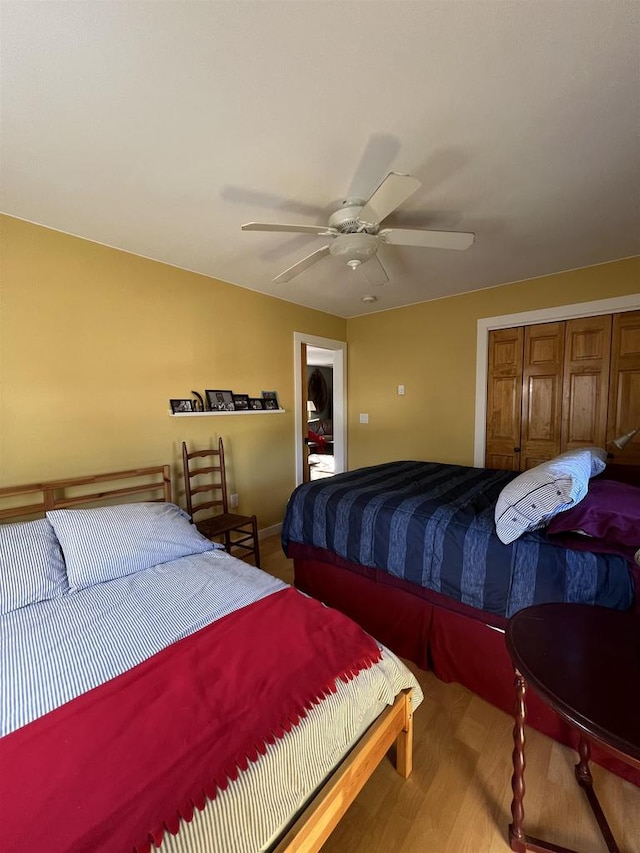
[{"x1": 181, "y1": 439, "x2": 261, "y2": 568}]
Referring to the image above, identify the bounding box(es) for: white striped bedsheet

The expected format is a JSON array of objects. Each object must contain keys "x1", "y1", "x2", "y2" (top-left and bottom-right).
[{"x1": 1, "y1": 549, "x2": 284, "y2": 735}]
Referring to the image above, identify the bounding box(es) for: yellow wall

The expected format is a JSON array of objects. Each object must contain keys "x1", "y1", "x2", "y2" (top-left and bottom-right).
[
  {"x1": 346, "y1": 258, "x2": 640, "y2": 470},
  {"x1": 3, "y1": 214, "x2": 638, "y2": 524},
  {"x1": 0, "y1": 215, "x2": 346, "y2": 526}
]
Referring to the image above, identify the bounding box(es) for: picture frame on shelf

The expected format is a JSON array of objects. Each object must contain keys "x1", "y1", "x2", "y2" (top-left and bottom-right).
[
  {"x1": 232, "y1": 394, "x2": 250, "y2": 411},
  {"x1": 170, "y1": 399, "x2": 195, "y2": 414},
  {"x1": 249, "y1": 397, "x2": 264, "y2": 410},
  {"x1": 205, "y1": 389, "x2": 235, "y2": 412},
  {"x1": 261, "y1": 390, "x2": 279, "y2": 410},
  {"x1": 191, "y1": 391, "x2": 205, "y2": 412}
]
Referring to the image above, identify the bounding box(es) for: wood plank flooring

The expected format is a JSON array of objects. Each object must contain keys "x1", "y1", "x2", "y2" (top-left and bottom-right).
[{"x1": 259, "y1": 535, "x2": 640, "y2": 853}]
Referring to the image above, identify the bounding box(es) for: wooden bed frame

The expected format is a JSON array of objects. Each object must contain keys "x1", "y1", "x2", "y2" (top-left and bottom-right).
[
  {"x1": 275, "y1": 688, "x2": 413, "y2": 853},
  {"x1": 0, "y1": 465, "x2": 415, "y2": 853},
  {"x1": 0, "y1": 465, "x2": 173, "y2": 518}
]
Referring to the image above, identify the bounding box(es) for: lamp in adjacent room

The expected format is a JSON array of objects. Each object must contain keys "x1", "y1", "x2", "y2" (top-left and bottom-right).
[
  {"x1": 611, "y1": 426, "x2": 640, "y2": 450},
  {"x1": 306, "y1": 400, "x2": 317, "y2": 421}
]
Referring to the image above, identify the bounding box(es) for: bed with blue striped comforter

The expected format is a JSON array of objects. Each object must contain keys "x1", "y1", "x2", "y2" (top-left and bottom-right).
[{"x1": 282, "y1": 461, "x2": 634, "y2": 618}]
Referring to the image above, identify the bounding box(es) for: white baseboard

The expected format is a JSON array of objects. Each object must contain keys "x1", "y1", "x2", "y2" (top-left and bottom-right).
[{"x1": 259, "y1": 521, "x2": 282, "y2": 540}]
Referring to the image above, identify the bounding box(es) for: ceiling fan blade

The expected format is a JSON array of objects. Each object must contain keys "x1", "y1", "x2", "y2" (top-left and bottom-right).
[
  {"x1": 358, "y1": 172, "x2": 422, "y2": 226},
  {"x1": 379, "y1": 228, "x2": 475, "y2": 250},
  {"x1": 242, "y1": 222, "x2": 337, "y2": 235},
  {"x1": 273, "y1": 245, "x2": 331, "y2": 283},
  {"x1": 361, "y1": 254, "x2": 389, "y2": 287}
]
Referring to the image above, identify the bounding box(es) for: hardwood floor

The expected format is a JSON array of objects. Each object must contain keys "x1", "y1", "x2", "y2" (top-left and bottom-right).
[{"x1": 259, "y1": 535, "x2": 640, "y2": 853}]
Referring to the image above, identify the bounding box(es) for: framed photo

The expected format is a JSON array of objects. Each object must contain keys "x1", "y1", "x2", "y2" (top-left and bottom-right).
[
  {"x1": 232, "y1": 394, "x2": 250, "y2": 411},
  {"x1": 249, "y1": 397, "x2": 264, "y2": 410},
  {"x1": 170, "y1": 398, "x2": 195, "y2": 414},
  {"x1": 261, "y1": 390, "x2": 279, "y2": 410},
  {"x1": 205, "y1": 389, "x2": 235, "y2": 412}
]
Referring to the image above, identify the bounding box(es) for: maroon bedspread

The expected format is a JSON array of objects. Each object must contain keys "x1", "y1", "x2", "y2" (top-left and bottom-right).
[{"x1": 0, "y1": 587, "x2": 381, "y2": 853}]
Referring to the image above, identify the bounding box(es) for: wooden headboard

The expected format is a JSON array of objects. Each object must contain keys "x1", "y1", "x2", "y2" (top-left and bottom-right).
[{"x1": 0, "y1": 466, "x2": 172, "y2": 522}]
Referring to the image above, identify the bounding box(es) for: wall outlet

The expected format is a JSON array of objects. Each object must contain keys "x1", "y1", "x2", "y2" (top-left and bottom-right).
[
  {"x1": 359, "y1": 413, "x2": 369, "y2": 424},
  {"x1": 230, "y1": 493, "x2": 239, "y2": 508}
]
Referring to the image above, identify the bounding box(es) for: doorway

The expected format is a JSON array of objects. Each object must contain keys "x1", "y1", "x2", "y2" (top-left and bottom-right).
[
  {"x1": 306, "y1": 349, "x2": 335, "y2": 481},
  {"x1": 293, "y1": 333, "x2": 347, "y2": 486}
]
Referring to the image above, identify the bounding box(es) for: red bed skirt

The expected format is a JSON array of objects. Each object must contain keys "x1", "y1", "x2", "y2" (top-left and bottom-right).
[{"x1": 290, "y1": 543, "x2": 640, "y2": 787}]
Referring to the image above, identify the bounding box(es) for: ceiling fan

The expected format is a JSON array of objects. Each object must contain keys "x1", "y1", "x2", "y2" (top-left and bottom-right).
[{"x1": 241, "y1": 172, "x2": 475, "y2": 285}]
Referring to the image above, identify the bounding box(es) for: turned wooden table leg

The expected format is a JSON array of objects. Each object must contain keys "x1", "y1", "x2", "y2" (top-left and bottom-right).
[
  {"x1": 509, "y1": 670, "x2": 528, "y2": 852},
  {"x1": 575, "y1": 736, "x2": 592, "y2": 788},
  {"x1": 575, "y1": 736, "x2": 620, "y2": 853}
]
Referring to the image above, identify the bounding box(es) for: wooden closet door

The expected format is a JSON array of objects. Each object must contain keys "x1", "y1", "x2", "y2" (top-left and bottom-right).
[
  {"x1": 607, "y1": 310, "x2": 640, "y2": 465},
  {"x1": 520, "y1": 322, "x2": 564, "y2": 469},
  {"x1": 485, "y1": 327, "x2": 523, "y2": 470},
  {"x1": 561, "y1": 315, "x2": 612, "y2": 451}
]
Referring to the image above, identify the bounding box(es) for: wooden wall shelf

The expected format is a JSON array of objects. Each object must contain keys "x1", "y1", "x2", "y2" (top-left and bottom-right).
[{"x1": 169, "y1": 409, "x2": 286, "y2": 417}]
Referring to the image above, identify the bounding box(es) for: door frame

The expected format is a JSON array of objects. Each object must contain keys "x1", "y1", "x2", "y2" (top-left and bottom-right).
[
  {"x1": 294, "y1": 332, "x2": 347, "y2": 486},
  {"x1": 474, "y1": 293, "x2": 640, "y2": 466}
]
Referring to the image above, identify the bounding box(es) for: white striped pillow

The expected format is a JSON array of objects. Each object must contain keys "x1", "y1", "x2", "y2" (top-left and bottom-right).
[
  {"x1": 47, "y1": 502, "x2": 216, "y2": 591},
  {"x1": 0, "y1": 518, "x2": 69, "y2": 613},
  {"x1": 494, "y1": 447, "x2": 607, "y2": 545}
]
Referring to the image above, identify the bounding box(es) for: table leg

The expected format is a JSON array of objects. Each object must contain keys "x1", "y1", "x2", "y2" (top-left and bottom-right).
[
  {"x1": 508, "y1": 673, "x2": 580, "y2": 853},
  {"x1": 574, "y1": 737, "x2": 620, "y2": 853},
  {"x1": 575, "y1": 737, "x2": 592, "y2": 787},
  {"x1": 509, "y1": 670, "x2": 528, "y2": 852}
]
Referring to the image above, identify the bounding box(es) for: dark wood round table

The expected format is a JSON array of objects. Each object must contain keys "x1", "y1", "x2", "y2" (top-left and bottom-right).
[{"x1": 505, "y1": 603, "x2": 640, "y2": 853}]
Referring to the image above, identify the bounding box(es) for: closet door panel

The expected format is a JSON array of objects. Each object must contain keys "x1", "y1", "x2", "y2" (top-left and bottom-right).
[
  {"x1": 608, "y1": 310, "x2": 640, "y2": 464},
  {"x1": 561, "y1": 315, "x2": 611, "y2": 450},
  {"x1": 485, "y1": 328, "x2": 523, "y2": 470},
  {"x1": 521, "y1": 323, "x2": 564, "y2": 469}
]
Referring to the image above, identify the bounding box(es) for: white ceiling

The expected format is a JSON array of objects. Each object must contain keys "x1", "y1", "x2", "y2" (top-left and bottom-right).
[{"x1": 2, "y1": 1, "x2": 638, "y2": 319}]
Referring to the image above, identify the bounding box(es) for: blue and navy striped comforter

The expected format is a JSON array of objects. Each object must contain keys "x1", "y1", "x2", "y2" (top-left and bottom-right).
[{"x1": 282, "y1": 461, "x2": 634, "y2": 618}]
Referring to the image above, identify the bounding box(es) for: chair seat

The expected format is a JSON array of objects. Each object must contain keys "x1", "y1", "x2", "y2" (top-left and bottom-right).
[{"x1": 196, "y1": 513, "x2": 256, "y2": 538}]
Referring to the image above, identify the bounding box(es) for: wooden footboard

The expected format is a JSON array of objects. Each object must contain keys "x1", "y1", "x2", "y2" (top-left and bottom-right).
[{"x1": 273, "y1": 687, "x2": 414, "y2": 853}]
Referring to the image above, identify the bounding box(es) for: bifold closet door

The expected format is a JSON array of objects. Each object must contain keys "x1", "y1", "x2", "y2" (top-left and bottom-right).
[
  {"x1": 485, "y1": 327, "x2": 524, "y2": 470},
  {"x1": 520, "y1": 323, "x2": 564, "y2": 470},
  {"x1": 607, "y1": 310, "x2": 640, "y2": 465},
  {"x1": 486, "y1": 312, "x2": 635, "y2": 472},
  {"x1": 561, "y1": 315, "x2": 612, "y2": 452}
]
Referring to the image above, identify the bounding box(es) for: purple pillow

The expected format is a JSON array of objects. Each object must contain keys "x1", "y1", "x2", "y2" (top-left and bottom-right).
[{"x1": 546, "y1": 479, "x2": 640, "y2": 561}]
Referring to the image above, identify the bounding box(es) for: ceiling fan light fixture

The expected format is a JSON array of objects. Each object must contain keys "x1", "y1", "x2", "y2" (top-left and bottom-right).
[{"x1": 329, "y1": 233, "x2": 379, "y2": 270}]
